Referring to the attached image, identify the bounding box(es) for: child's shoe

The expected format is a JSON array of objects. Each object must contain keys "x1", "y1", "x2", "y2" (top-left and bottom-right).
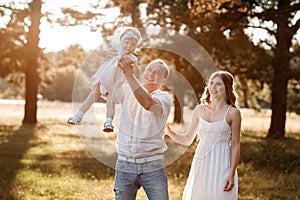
[
  {"x1": 100, "y1": 85, "x2": 109, "y2": 96},
  {"x1": 103, "y1": 122, "x2": 114, "y2": 132},
  {"x1": 67, "y1": 111, "x2": 83, "y2": 125}
]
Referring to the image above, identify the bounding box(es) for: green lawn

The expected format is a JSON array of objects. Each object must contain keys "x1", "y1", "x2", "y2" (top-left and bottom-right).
[{"x1": 0, "y1": 101, "x2": 299, "y2": 199}]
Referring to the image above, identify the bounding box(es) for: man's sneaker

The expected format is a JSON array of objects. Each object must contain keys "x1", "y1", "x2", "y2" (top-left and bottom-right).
[{"x1": 103, "y1": 122, "x2": 114, "y2": 132}]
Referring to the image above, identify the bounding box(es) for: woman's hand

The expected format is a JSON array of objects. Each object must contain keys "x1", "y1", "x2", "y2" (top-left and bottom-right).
[
  {"x1": 165, "y1": 124, "x2": 176, "y2": 139},
  {"x1": 223, "y1": 175, "x2": 235, "y2": 191}
]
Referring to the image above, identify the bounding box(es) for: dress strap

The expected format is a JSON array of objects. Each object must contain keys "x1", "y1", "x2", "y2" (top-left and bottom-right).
[
  {"x1": 200, "y1": 105, "x2": 206, "y2": 118},
  {"x1": 224, "y1": 105, "x2": 232, "y2": 120}
]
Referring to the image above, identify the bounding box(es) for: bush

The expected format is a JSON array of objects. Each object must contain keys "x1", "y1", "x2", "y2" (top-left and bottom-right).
[
  {"x1": 41, "y1": 65, "x2": 90, "y2": 102},
  {"x1": 287, "y1": 79, "x2": 300, "y2": 115},
  {"x1": 0, "y1": 79, "x2": 25, "y2": 99}
]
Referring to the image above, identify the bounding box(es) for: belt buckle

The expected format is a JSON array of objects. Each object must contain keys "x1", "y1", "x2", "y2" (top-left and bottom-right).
[{"x1": 135, "y1": 157, "x2": 146, "y2": 164}]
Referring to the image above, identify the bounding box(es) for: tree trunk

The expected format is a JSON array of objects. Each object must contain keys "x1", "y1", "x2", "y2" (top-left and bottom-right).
[
  {"x1": 267, "y1": 70, "x2": 288, "y2": 139},
  {"x1": 173, "y1": 94, "x2": 183, "y2": 124},
  {"x1": 267, "y1": 1, "x2": 291, "y2": 138},
  {"x1": 22, "y1": 0, "x2": 42, "y2": 124}
]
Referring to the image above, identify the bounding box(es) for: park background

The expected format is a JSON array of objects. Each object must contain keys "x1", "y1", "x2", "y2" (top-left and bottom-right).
[{"x1": 1, "y1": 0, "x2": 300, "y2": 199}]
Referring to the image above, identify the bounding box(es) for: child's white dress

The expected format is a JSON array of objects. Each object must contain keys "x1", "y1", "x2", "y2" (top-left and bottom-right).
[
  {"x1": 183, "y1": 106, "x2": 238, "y2": 200},
  {"x1": 88, "y1": 49, "x2": 137, "y2": 98}
]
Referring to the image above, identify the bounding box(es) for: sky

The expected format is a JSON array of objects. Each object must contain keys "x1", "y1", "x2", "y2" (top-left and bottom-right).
[
  {"x1": 39, "y1": 0, "x2": 120, "y2": 52},
  {"x1": 39, "y1": 25, "x2": 102, "y2": 52},
  {"x1": 0, "y1": 0, "x2": 120, "y2": 52}
]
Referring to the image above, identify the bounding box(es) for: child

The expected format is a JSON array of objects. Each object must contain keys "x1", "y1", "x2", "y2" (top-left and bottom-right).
[{"x1": 68, "y1": 27, "x2": 141, "y2": 132}]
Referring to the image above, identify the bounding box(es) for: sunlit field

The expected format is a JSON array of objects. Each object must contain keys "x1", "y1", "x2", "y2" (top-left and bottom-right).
[{"x1": 0, "y1": 100, "x2": 299, "y2": 200}]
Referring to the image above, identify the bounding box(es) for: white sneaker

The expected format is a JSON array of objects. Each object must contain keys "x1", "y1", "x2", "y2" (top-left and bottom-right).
[
  {"x1": 103, "y1": 122, "x2": 114, "y2": 132},
  {"x1": 67, "y1": 112, "x2": 83, "y2": 125},
  {"x1": 100, "y1": 85, "x2": 108, "y2": 96},
  {"x1": 67, "y1": 117, "x2": 82, "y2": 125}
]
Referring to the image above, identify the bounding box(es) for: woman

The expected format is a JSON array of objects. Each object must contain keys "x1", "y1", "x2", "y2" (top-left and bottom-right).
[{"x1": 166, "y1": 70, "x2": 241, "y2": 200}]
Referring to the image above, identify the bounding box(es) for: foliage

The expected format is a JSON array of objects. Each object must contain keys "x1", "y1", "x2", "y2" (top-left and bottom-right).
[
  {"x1": 39, "y1": 45, "x2": 100, "y2": 102},
  {"x1": 0, "y1": 2, "x2": 28, "y2": 79},
  {"x1": 287, "y1": 79, "x2": 300, "y2": 115},
  {"x1": 40, "y1": 65, "x2": 89, "y2": 102},
  {"x1": 0, "y1": 0, "x2": 43, "y2": 123},
  {"x1": 0, "y1": 79, "x2": 24, "y2": 99}
]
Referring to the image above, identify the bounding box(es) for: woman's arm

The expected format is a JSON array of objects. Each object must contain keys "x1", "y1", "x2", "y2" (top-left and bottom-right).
[
  {"x1": 166, "y1": 105, "x2": 203, "y2": 146},
  {"x1": 224, "y1": 107, "x2": 241, "y2": 191}
]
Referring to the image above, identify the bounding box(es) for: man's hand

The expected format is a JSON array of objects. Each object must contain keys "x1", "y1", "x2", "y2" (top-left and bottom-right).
[
  {"x1": 118, "y1": 57, "x2": 134, "y2": 76},
  {"x1": 118, "y1": 58, "x2": 164, "y2": 114}
]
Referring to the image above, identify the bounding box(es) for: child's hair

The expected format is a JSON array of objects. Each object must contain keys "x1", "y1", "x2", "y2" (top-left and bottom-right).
[
  {"x1": 119, "y1": 27, "x2": 141, "y2": 44},
  {"x1": 107, "y1": 25, "x2": 141, "y2": 47},
  {"x1": 201, "y1": 70, "x2": 238, "y2": 107}
]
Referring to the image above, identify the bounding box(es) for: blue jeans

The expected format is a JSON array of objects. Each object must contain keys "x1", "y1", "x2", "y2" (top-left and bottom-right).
[{"x1": 114, "y1": 159, "x2": 169, "y2": 200}]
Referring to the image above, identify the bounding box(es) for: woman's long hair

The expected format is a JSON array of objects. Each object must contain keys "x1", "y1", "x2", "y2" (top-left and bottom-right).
[{"x1": 201, "y1": 71, "x2": 238, "y2": 107}]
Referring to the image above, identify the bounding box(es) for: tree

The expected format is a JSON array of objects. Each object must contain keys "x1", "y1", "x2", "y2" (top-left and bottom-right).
[
  {"x1": 218, "y1": 0, "x2": 300, "y2": 138},
  {"x1": 23, "y1": 0, "x2": 42, "y2": 124},
  {"x1": 254, "y1": 0, "x2": 300, "y2": 138},
  {"x1": 140, "y1": 0, "x2": 300, "y2": 138},
  {"x1": 0, "y1": 0, "x2": 98, "y2": 124},
  {"x1": 0, "y1": 0, "x2": 43, "y2": 124}
]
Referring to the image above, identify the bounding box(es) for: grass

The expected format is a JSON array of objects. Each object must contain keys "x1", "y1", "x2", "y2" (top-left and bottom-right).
[{"x1": 0, "y1": 100, "x2": 299, "y2": 200}]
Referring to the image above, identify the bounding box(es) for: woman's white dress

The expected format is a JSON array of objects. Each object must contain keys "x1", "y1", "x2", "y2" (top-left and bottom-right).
[{"x1": 183, "y1": 106, "x2": 238, "y2": 200}]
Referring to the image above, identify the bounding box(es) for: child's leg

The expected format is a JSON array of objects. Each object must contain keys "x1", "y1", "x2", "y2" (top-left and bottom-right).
[
  {"x1": 103, "y1": 93, "x2": 115, "y2": 132},
  {"x1": 68, "y1": 83, "x2": 101, "y2": 124},
  {"x1": 106, "y1": 93, "x2": 115, "y2": 120},
  {"x1": 78, "y1": 84, "x2": 101, "y2": 113}
]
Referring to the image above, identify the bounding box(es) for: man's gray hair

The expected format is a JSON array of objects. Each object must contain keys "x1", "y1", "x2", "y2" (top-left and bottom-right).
[{"x1": 148, "y1": 59, "x2": 169, "y2": 78}]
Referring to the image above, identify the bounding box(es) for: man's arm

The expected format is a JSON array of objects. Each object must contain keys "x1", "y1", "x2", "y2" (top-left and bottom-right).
[{"x1": 118, "y1": 58, "x2": 163, "y2": 114}]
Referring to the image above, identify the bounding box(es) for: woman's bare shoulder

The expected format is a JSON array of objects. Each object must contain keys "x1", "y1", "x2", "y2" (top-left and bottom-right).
[
  {"x1": 194, "y1": 104, "x2": 205, "y2": 114},
  {"x1": 228, "y1": 106, "x2": 242, "y2": 120}
]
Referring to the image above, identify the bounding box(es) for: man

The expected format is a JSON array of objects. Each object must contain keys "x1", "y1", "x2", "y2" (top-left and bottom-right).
[{"x1": 113, "y1": 58, "x2": 172, "y2": 199}]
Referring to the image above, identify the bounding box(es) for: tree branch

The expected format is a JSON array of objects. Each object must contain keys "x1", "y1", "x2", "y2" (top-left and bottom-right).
[
  {"x1": 258, "y1": 38, "x2": 276, "y2": 50},
  {"x1": 247, "y1": 25, "x2": 276, "y2": 36},
  {"x1": 291, "y1": 18, "x2": 300, "y2": 35},
  {"x1": 255, "y1": 3, "x2": 300, "y2": 20},
  {"x1": 0, "y1": 5, "x2": 24, "y2": 12}
]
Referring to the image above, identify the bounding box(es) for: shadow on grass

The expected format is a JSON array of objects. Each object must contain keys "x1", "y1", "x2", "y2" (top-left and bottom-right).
[
  {"x1": 0, "y1": 124, "x2": 36, "y2": 200},
  {"x1": 29, "y1": 148, "x2": 116, "y2": 180},
  {"x1": 0, "y1": 123, "x2": 117, "y2": 199},
  {"x1": 240, "y1": 132, "x2": 300, "y2": 174},
  {"x1": 23, "y1": 128, "x2": 116, "y2": 180}
]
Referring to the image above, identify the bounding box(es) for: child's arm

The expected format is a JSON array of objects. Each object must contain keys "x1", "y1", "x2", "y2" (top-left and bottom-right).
[{"x1": 99, "y1": 47, "x2": 118, "y2": 59}]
